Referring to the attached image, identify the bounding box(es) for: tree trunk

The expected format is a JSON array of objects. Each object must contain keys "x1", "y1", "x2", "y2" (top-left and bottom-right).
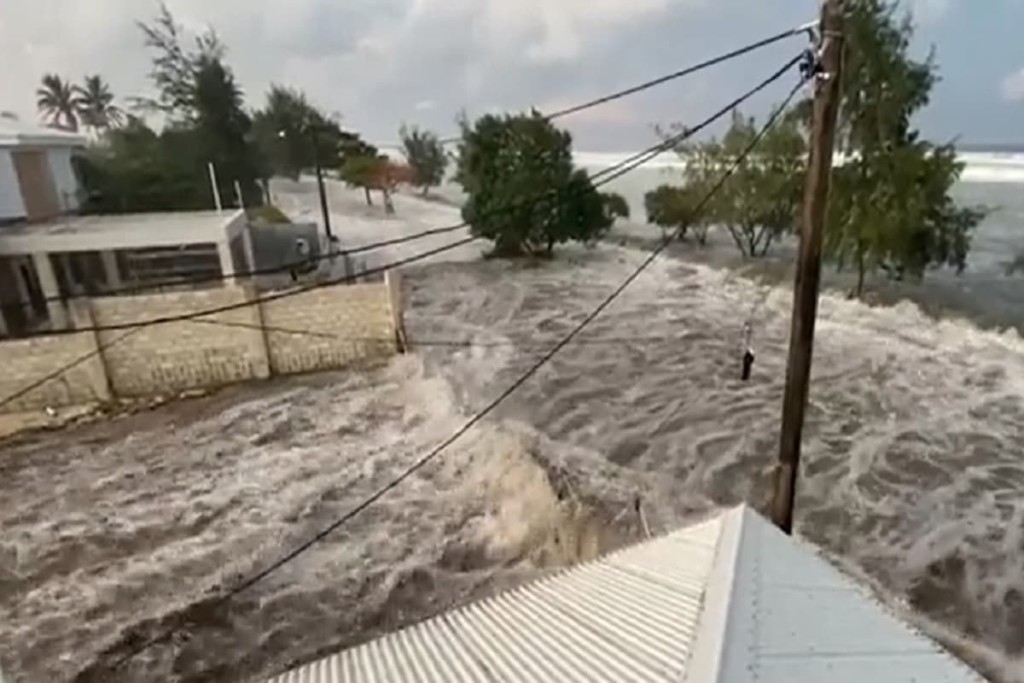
[
  {"x1": 364, "y1": 187, "x2": 373, "y2": 206},
  {"x1": 726, "y1": 226, "x2": 747, "y2": 257},
  {"x1": 421, "y1": 185, "x2": 430, "y2": 197},
  {"x1": 384, "y1": 189, "x2": 395, "y2": 215},
  {"x1": 855, "y1": 243, "x2": 866, "y2": 297}
]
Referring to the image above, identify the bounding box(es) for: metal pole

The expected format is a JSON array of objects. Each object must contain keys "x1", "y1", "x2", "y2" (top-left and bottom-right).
[
  {"x1": 771, "y1": 0, "x2": 844, "y2": 535},
  {"x1": 208, "y1": 162, "x2": 223, "y2": 213},
  {"x1": 312, "y1": 128, "x2": 334, "y2": 241}
]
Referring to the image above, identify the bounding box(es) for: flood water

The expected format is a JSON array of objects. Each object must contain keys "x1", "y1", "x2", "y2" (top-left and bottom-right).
[{"x1": 2, "y1": 155, "x2": 1024, "y2": 682}]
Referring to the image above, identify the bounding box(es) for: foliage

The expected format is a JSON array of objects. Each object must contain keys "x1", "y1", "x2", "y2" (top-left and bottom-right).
[
  {"x1": 73, "y1": 75, "x2": 126, "y2": 132},
  {"x1": 135, "y1": 2, "x2": 223, "y2": 117},
  {"x1": 601, "y1": 192, "x2": 630, "y2": 221},
  {"x1": 339, "y1": 153, "x2": 411, "y2": 212},
  {"x1": 75, "y1": 118, "x2": 212, "y2": 213},
  {"x1": 36, "y1": 74, "x2": 79, "y2": 131},
  {"x1": 455, "y1": 111, "x2": 612, "y2": 257},
  {"x1": 654, "y1": 110, "x2": 805, "y2": 256},
  {"x1": 340, "y1": 155, "x2": 385, "y2": 205},
  {"x1": 252, "y1": 85, "x2": 355, "y2": 180},
  {"x1": 190, "y1": 56, "x2": 262, "y2": 206},
  {"x1": 75, "y1": 5, "x2": 264, "y2": 212},
  {"x1": 821, "y1": 0, "x2": 986, "y2": 295},
  {"x1": 399, "y1": 125, "x2": 448, "y2": 195},
  {"x1": 644, "y1": 183, "x2": 714, "y2": 244}
]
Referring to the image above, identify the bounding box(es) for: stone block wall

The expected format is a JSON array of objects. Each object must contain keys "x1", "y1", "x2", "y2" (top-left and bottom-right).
[{"x1": 0, "y1": 277, "x2": 400, "y2": 413}]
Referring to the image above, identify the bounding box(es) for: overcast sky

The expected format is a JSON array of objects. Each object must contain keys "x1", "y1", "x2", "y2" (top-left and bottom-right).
[{"x1": 1, "y1": 0, "x2": 1022, "y2": 150}]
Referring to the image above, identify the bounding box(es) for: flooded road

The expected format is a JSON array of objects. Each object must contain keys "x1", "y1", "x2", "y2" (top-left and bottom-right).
[{"x1": 2, "y1": 187, "x2": 1023, "y2": 681}]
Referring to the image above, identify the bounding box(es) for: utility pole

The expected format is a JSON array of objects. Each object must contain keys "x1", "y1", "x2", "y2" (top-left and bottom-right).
[{"x1": 771, "y1": 0, "x2": 844, "y2": 535}]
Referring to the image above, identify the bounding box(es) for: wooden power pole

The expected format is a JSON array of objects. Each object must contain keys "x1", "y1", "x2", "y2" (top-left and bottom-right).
[{"x1": 771, "y1": 0, "x2": 844, "y2": 535}]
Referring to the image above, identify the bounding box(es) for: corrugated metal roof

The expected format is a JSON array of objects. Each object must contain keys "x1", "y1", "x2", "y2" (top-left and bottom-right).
[
  {"x1": 267, "y1": 515, "x2": 723, "y2": 683},
  {"x1": 695, "y1": 507, "x2": 986, "y2": 683},
  {"x1": 266, "y1": 506, "x2": 986, "y2": 683}
]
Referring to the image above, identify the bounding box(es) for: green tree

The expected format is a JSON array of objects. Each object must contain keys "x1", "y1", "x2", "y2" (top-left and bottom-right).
[
  {"x1": 456, "y1": 111, "x2": 612, "y2": 257},
  {"x1": 658, "y1": 110, "x2": 804, "y2": 257},
  {"x1": 645, "y1": 182, "x2": 714, "y2": 245},
  {"x1": 75, "y1": 118, "x2": 211, "y2": 213},
  {"x1": 601, "y1": 192, "x2": 630, "y2": 221},
  {"x1": 399, "y1": 125, "x2": 448, "y2": 196},
  {"x1": 133, "y1": 4, "x2": 263, "y2": 208},
  {"x1": 252, "y1": 85, "x2": 352, "y2": 180},
  {"x1": 135, "y1": 3, "x2": 223, "y2": 118},
  {"x1": 76, "y1": 5, "x2": 267, "y2": 213},
  {"x1": 340, "y1": 154, "x2": 384, "y2": 207},
  {"x1": 36, "y1": 74, "x2": 79, "y2": 132},
  {"x1": 823, "y1": 0, "x2": 985, "y2": 296},
  {"x1": 73, "y1": 75, "x2": 125, "y2": 132},
  {"x1": 192, "y1": 56, "x2": 262, "y2": 206}
]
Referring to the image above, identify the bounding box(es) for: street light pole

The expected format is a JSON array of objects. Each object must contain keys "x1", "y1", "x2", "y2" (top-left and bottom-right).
[{"x1": 310, "y1": 127, "x2": 334, "y2": 242}]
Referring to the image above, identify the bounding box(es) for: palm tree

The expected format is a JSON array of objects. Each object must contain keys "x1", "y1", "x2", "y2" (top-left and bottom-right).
[
  {"x1": 36, "y1": 74, "x2": 79, "y2": 132},
  {"x1": 73, "y1": 75, "x2": 125, "y2": 132}
]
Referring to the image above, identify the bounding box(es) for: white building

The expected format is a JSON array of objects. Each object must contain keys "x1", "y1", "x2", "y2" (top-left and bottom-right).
[
  {"x1": 0, "y1": 116, "x2": 83, "y2": 223},
  {"x1": 0, "y1": 118, "x2": 256, "y2": 337}
]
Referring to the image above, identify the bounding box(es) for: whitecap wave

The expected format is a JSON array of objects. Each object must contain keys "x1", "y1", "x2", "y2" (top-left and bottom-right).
[{"x1": 577, "y1": 150, "x2": 1024, "y2": 184}]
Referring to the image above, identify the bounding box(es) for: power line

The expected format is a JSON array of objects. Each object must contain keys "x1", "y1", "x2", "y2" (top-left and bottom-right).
[
  {"x1": 110, "y1": 58, "x2": 808, "y2": 672},
  {"x1": 544, "y1": 24, "x2": 813, "y2": 122},
  {"x1": 435, "y1": 21, "x2": 813, "y2": 144}
]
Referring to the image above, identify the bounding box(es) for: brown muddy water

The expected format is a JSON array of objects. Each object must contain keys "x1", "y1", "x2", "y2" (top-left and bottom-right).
[{"x1": 3, "y1": 238, "x2": 1024, "y2": 681}]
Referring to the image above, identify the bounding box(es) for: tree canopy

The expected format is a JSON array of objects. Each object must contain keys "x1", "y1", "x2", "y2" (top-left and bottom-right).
[
  {"x1": 75, "y1": 3, "x2": 264, "y2": 212},
  {"x1": 36, "y1": 74, "x2": 79, "y2": 132},
  {"x1": 646, "y1": 110, "x2": 805, "y2": 256},
  {"x1": 456, "y1": 112, "x2": 612, "y2": 257},
  {"x1": 642, "y1": 0, "x2": 985, "y2": 294},
  {"x1": 822, "y1": 0, "x2": 986, "y2": 294},
  {"x1": 399, "y1": 125, "x2": 448, "y2": 195},
  {"x1": 601, "y1": 192, "x2": 630, "y2": 221},
  {"x1": 252, "y1": 85, "x2": 356, "y2": 180},
  {"x1": 74, "y1": 76, "x2": 126, "y2": 132}
]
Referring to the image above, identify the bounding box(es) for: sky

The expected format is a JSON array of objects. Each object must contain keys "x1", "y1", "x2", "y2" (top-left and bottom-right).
[{"x1": 0, "y1": 0, "x2": 1021, "y2": 151}]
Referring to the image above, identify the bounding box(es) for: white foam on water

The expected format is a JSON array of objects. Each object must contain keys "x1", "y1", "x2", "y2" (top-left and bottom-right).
[
  {"x1": 577, "y1": 149, "x2": 1024, "y2": 184},
  {"x1": 3, "y1": 186, "x2": 1022, "y2": 681}
]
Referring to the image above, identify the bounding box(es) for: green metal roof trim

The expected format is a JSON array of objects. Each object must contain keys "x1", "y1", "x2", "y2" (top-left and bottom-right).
[{"x1": 266, "y1": 506, "x2": 985, "y2": 683}]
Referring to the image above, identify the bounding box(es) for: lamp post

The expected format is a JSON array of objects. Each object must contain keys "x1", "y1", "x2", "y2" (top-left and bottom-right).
[{"x1": 279, "y1": 126, "x2": 333, "y2": 241}]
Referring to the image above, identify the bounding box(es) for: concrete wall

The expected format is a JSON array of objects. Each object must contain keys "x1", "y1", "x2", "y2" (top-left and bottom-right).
[
  {"x1": 92, "y1": 287, "x2": 271, "y2": 397},
  {"x1": 0, "y1": 301, "x2": 109, "y2": 412},
  {"x1": 0, "y1": 149, "x2": 25, "y2": 221},
  {"x1": 0, "y1": 277, "x2": 400, "y2": 412},
  {"x1": 263, "y1": 282, "x2": 394, "y2": 375}
]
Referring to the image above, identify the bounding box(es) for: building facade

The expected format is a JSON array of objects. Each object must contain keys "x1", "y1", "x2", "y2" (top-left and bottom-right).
[{"x1": 0, "y1": 119, "x2": 258, "y2": 338}]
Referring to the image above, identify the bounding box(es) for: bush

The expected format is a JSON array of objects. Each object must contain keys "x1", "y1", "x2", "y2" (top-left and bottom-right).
[{"x1": 456, "y1": 111, "x2": 612, "y2": 257}]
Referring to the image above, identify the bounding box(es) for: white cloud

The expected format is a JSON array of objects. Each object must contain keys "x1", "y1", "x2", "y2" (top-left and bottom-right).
[{"x1": 1001, "y1": 68, "x2": 1024, "y2": 102}]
